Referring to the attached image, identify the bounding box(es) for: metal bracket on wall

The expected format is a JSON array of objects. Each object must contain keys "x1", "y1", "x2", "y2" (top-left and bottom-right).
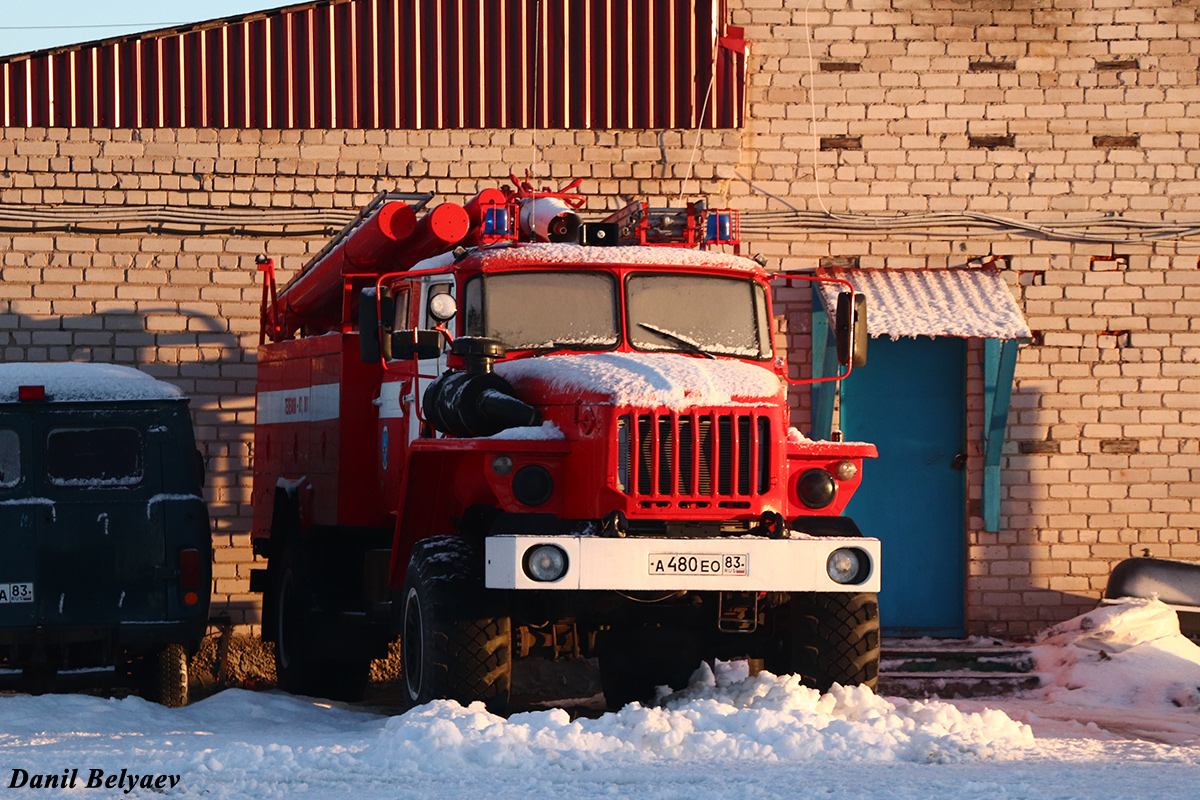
[{"x1": 982, "y1": 337, "x2": 1028, "y2": 533}]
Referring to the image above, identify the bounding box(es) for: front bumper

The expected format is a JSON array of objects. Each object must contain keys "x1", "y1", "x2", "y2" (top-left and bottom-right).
[{"x1": 484, "y1": 534, "x2": 880, "y2": 592}]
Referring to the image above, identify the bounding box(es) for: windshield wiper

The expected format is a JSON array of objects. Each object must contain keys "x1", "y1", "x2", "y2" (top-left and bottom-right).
[
  {"x1": 636, "y1": 323, "x2": 716, "y2": 359},
  {"x1": 532, "y1": 340, "x2": 614, "y2": 357}
]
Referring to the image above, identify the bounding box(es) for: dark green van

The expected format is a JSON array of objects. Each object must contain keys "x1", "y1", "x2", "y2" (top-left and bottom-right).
[{"x1": 0, "y1": 363, "x2": 211, "y2": 706}]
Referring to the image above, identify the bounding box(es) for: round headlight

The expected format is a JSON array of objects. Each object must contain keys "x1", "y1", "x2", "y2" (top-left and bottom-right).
[
  {"x1": 512, "y1": 465, "x2": 554, "y2": 507},
  {"x1": 524, "y1": 544, "x2": 568, "y2": 582},
  {"x1": 827, "y1": 548, "x2": 869, "y2": 585},
  {"x1": 834, "y1": 460, "x2": 858, "y2": 481},
  {"x1": 492, "y1": 455, "x2": 514, "y2": 476},
  {"x1": 798, "y1": 469, "x2": 837, "y2": 509}
]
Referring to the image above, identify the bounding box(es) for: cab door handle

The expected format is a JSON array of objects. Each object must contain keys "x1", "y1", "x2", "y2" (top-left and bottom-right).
[{"x1": 951, "y1": 452, "x2": 968, "y2": 470}]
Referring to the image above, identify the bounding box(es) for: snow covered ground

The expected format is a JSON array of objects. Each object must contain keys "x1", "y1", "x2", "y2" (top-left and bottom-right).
[{"x1": 2, "y1": 599, "x2": 1199, "y2": 799}]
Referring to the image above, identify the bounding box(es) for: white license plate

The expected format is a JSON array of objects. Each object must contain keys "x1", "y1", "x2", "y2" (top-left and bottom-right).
[
  {"x1": 0, "y1": 583, "x2": 33, "y2": 604},
  {"x1": 648, "y1": 554, "x2": 748, "y2": 576}
]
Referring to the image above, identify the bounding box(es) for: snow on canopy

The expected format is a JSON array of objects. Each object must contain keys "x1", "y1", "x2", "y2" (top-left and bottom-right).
[
  {"x1": 0, "y1": 363, "x2": 183, "y2": 403},
  {"x1": 496, "y1": 353, "x2": 782, "y2": 409},
  {"x1": 818, "y1": 266, "x2": 1032, "y2": 340},
  {"x1": 1033, "y1": 597, "x2": 1200, "y2": 710}
]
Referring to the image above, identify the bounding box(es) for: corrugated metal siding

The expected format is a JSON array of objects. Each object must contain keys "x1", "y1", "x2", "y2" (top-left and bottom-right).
[{"x1": 0, "y1": 0, "x2": 746, "y2": 130}]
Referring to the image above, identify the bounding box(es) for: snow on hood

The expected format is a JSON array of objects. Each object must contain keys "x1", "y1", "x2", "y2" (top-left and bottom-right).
[
  {"x1": 1033, "y1": 598, "x2": 1200, "y2": 710},
  {"x1": 0, "y1": 362, "x2": 183, "y2": 403},
  {"x1": 495, "y1": 353, "x2": 783, "y2": 409}
]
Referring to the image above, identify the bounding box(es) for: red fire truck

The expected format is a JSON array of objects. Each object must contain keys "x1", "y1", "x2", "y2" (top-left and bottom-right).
[{"x1": 249, "y1": 179, "x2": 879, "y2": 709}]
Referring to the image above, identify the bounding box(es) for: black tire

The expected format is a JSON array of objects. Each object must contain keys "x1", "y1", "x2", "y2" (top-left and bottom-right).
[
  {"x1": 152, "y1": 643, "x2": 189, "y2": 708},
  {"x1": 401, "y1": 536, "x2": 511, "y2": 712},
  {"x1": 598, "y1": 626, "x2": 702, "y2": 709},
  {"x1": 765, "y1": 591, "x2": 880, "y2": 692},
  {"x1": 272, "y1": 548, "x2": 371, "y2": 701}
]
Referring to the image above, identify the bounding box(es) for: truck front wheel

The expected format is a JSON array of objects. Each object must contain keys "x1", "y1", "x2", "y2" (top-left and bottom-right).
[
  {"x1": 401, "y1": 536, "x2": 511, "y2": 712},
  {"x1": 765, "y1": 592, "x2": 881, "y2": 692}
]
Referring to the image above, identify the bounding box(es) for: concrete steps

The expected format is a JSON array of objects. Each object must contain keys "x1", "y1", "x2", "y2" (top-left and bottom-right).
[{"x1": 879, "y1": 639, "x2": 1040, "y2": 698}]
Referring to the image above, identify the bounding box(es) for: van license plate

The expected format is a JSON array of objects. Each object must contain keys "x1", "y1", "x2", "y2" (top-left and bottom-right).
[
  {"x1": 648, "y1": 554, "x2": 748, "y2": 576},
  {"x1": 0, "y1": 583, "x2": 33, "y2": 603}
]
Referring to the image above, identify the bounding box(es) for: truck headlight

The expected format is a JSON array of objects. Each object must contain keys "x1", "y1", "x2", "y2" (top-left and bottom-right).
[
  {"x1": 827, "y1": 547, "x2": 869, "y2": 585},
  {"x1": 512, "y1": 465, "x2": 554, "y2": 507},
  {"x1": 523, "y1": 544, "x2": 568, "y2": 582},
  {"x1": 798, "y1": 469, "x2": 836, "y2": 508}
]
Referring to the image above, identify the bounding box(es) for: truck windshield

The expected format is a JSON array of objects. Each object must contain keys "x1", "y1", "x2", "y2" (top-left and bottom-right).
[
  {"x1": 627, "y1": 273, "x2": 772, "y2": 360},
  {"x1": 464, "y1": 271, "x2": 620, "y2": 350}
]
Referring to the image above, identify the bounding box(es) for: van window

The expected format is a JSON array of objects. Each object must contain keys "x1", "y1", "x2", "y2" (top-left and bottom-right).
[
  {"x1": 0, "y1": 429, "x2": 18, "y2": 488},
  {"x1": 46, "y1": 427, "x2": 144, "y2": 487}
]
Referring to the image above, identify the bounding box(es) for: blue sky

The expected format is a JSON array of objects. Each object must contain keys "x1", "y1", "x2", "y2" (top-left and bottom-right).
[{"x1": 0, "y1": 1, "x2": 280, "y2": 57}]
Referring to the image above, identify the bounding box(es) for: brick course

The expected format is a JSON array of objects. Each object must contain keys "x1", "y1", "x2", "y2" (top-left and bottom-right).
[{"x1": 1, "y1": 0, "x2": 1198, "y2": 637}]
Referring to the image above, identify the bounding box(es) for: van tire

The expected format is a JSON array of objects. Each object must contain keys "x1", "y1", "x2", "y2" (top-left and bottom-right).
[
  {"x1": 154, "y1": 643, "x2": 189, "y2": 708},
  {"x1": 765, "y1": 592, "x2": 880, "y2": 692},
  {"x1": 401, "y1": 536, "x2": 511, "y2": 712}
]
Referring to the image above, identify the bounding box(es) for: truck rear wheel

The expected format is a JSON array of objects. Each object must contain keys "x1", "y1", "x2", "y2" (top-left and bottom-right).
[
  {"x1": 272, "y1": 548, "x2": 370, "y2": 701},
  {"x1": 401, "y1": 536, "x2": 511, "y2": 712},
  {"x1": 765, "y1": 591, "x2": 880, "y2": 692}
]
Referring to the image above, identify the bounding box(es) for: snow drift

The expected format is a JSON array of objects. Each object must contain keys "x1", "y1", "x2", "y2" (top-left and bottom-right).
[
  {"x1": 1033, "y1": 597, "x2": 1200, "y2": 710},
  {"x1": 0, "y1": 667, "x2": 1034, "y2": 800},
  {"x1": 379, "y1": 666, "x2": 1032, "y2": 770}
]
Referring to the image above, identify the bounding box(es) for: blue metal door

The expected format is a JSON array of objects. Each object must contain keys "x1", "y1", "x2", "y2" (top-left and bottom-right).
[{"x1": 840, "y1": 336, "x2": 967, "y2": 636}]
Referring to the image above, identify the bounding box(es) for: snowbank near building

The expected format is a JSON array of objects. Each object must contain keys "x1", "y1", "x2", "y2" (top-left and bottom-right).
[
  {"x1": 1033, "y1": 597, "x2": 1200, "y2": 710},
  {"x1": 379, "y1": 666, "x2": 1033, "y2": 770},
  {"x1": 0, "y1": 667, "x2": 1035, "y2": 800}
]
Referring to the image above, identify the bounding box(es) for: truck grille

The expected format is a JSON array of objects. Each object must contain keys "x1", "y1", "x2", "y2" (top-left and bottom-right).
[{"x1": 616, "y1": 411, "x2": 770, "y2": 503}]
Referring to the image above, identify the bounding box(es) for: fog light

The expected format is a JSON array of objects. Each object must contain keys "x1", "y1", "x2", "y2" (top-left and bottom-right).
[
  {"x1": 512, "y1": 465, "x2": 553, "y2": 507},
  {"x1": 798, "y1": 469, "x2": 836, "y2": 509},
  {"x1": 524, "y1": 544, "x2": 568, "y2": 582},
  {"x1": 834, "y1": 460, "x2": 857, "y2": 481},
  {"x1": 492, "y1": 455, "x2": 514, "y2": 476},
  {"x1": 827, "y1": 548, "x2": 868, "y2": 585}
]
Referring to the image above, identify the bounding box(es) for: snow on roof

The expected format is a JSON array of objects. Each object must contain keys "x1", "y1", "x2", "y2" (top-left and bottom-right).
[
  {"x1": 818, "y1": 267, "x2": 1032, "y2": 340},
  {"x1": 496, "y1": 352, "x2": 782, "y2": 409},
  {"x1": 1033, "y1": 598, "x2": 1200, "y2": 711},
  {"x1": 0, "y1": 362, "x2": 184, "y2": 403},
  {"x1": 467, "y1": 242, "x2": 761, "y2": 271}
]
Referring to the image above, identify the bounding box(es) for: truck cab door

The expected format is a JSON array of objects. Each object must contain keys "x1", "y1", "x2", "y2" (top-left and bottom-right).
[
  {"x1": 377, "y1": 286, "x2": 413, "y2": 509},
  {"x1": 412, "y1": 278, "x2": 456, "y2": 442}
]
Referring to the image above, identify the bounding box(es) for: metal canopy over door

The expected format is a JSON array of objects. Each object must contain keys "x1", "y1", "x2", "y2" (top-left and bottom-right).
[{"x1": 841, "y1": 336, "x2": 967, "y2": 636}]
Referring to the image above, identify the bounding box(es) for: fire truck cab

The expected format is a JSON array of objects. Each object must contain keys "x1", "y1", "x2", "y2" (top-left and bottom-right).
[{"x1": 250, "y1": 181, "x2": 880, "y2": 709}]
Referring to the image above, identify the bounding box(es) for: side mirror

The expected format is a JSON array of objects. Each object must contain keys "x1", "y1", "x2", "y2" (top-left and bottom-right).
[
  {"x1": 391, "y1": 329, "x2": 444, "y2": 360},
  {"x1": 835, "y1": 291, "x2": 868, "y2": 368},
  {"x1": 359, "y1": 288, "x2": 396, "y2": 363}
]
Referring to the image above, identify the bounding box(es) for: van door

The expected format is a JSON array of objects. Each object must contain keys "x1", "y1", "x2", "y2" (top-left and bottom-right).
[
  {"x1": 37, "y1": 410, "x2": 166, "y2": 626},
  {"x1": 0, "y1": 416, "x2": 38, "y2": 627}
]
